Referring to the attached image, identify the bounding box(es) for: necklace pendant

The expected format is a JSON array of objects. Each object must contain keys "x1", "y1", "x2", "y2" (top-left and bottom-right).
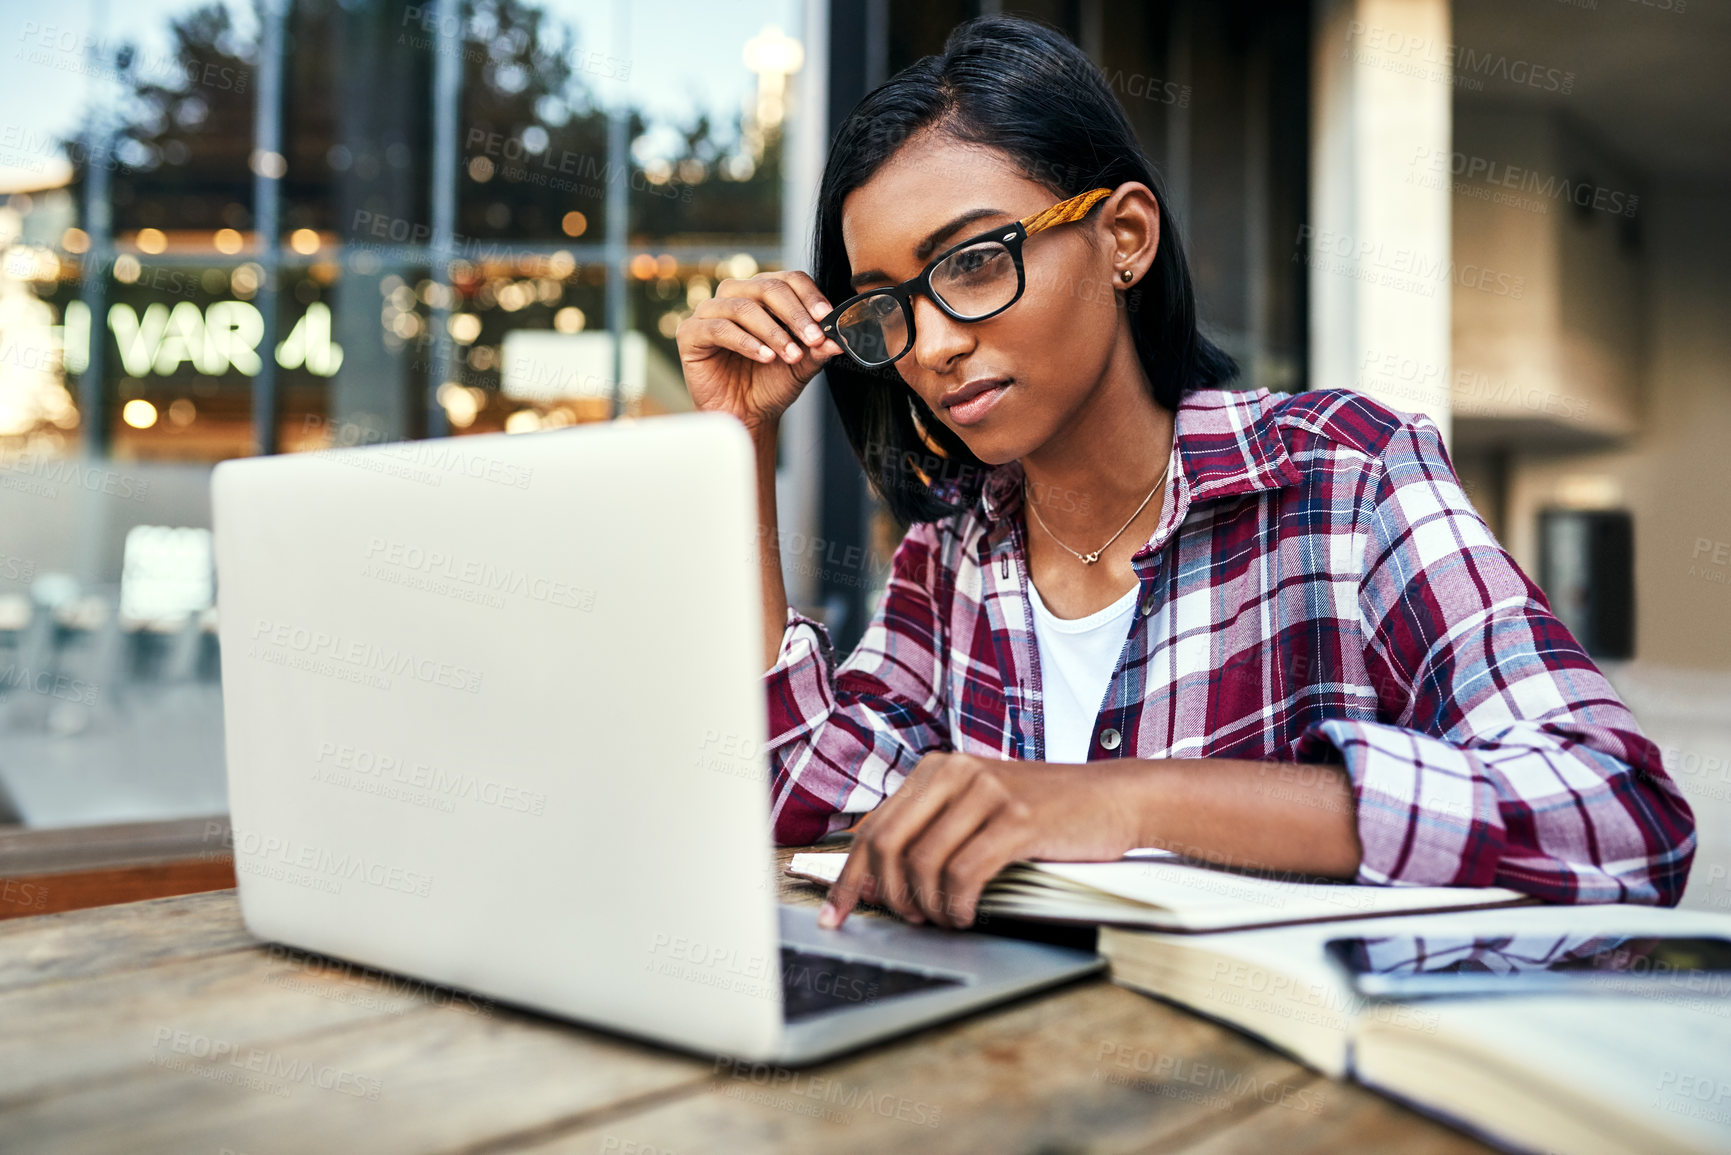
[{"x1": 1081, "y1": 551, "x2": 1101, "y2": 565}]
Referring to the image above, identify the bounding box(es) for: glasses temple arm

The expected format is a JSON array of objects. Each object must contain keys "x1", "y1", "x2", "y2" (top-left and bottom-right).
[{"x1": 1018, "y1": 187, "x2": 1114, "y2": 237}]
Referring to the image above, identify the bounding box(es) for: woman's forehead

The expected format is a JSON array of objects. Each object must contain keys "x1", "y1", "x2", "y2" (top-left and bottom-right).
[{"x1": 840, "y1": 138, "x2": 1048, "y2": 275}]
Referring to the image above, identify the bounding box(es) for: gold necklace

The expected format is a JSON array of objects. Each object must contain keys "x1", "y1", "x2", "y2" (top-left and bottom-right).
[{"x1": 1023, "y1": 459, "x2": 1170, "y2": 565}]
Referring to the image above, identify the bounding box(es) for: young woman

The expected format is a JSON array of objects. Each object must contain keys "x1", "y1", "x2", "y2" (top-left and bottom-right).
[{"x1": 675, "y1": 17, "x2": 1694, "y2": 930}]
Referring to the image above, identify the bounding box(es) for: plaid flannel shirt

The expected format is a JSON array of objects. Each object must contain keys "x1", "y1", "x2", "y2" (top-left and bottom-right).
[{"x1": 765, "y1": 388, "x2": 1695, "y2": 905}]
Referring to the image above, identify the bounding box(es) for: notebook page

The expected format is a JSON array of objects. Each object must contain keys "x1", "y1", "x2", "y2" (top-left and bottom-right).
[
  {"x1": 1028, "y1": 859, "x2": 1527, "y2": 929},
  {"x1": 785, "y1": 849, "x2": 1176, "y2": 889}
]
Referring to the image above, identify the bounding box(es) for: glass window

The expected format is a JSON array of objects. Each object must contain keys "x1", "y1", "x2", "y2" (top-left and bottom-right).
[
  {"x1": 455, "y1": 0, "x2": 615, "y2": 243},
  {"x1": 283, "y1": 0, "x2": 434, "y2": 244},
  {"x1": 104, "y1": 260, "x2": 254, "y2": 460},
  {"x1": 442, "y1": 251, "x2": 611, "y2": 431},
  {"x1": 0, "y1": 0, "x2": 813, "y2": 834},
  {"x1": 0, "y1": 195, "x2": 83, "y2": 451},
  {"x1": 442, "y1": 0, "x2": 803, "y2": 433}
]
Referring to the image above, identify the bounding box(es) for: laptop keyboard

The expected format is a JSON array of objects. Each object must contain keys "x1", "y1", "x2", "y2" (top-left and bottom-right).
[{"x1": 779, "y1": 947, "x2": 964, "y2": 1022}]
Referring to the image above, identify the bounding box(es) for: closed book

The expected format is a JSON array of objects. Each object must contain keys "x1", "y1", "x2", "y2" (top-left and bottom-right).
[{"x1": 1103, "y1": 905, "x2": 1731, "y2": 1154}]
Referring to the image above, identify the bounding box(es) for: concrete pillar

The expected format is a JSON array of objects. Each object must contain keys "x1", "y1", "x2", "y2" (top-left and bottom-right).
[{"x1": 1309, "y1": 0, "x2": 1453, "y2": 442}]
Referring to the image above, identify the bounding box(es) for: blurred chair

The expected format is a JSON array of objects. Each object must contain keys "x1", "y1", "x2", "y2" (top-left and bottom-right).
[
  {"x1": 0, "y1": 774, "x2": 19, "y2": 827},
  {"x1": 47, "y1": 594, "x2": 116, "y2": 737},
  {"x1": 0, "y1": 596, "x2": 32, "y2": 793},
  {"x1": 0, "y1": 593, "x2": 31, "y2": 689},
  {"x1": 195, "y1": 606, "x2": 221, "y2": 684},
  {"x1": 0, "y1": 575, "x2": 87, "y2": 731},
  {"x1": 118, "y1": 526, "x2": 215, "y2": 689}
]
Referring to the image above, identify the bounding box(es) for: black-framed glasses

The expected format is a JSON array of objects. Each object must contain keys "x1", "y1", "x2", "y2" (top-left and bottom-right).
[{"x1": 820, "y1": 187, "x2": 1115, "y2": 369}]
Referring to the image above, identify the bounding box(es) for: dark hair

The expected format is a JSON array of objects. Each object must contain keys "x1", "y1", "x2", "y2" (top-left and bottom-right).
[{"x1": 813, "y1": 15, "x2": 1237, "y2": 524}]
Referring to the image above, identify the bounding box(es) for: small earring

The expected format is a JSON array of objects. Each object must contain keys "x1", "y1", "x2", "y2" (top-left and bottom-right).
[{"x1": 1119, "y1": 269, "x2": 1134, "y2": 284}]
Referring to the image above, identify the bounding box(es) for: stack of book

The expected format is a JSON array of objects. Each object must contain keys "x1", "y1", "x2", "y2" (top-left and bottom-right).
[{"x1": 789, "y1": 851, "x2": 1731, "y2": 1155}]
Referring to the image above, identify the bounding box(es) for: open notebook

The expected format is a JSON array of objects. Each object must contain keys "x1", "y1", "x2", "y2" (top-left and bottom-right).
[{"x1": 785, "y1": 849, "x2": 1529, "y2": 933}]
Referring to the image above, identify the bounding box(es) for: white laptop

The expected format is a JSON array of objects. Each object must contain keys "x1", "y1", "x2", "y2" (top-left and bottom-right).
[{"x1": 211, "y1": 411, "x2": 1099, "y2": 1064}]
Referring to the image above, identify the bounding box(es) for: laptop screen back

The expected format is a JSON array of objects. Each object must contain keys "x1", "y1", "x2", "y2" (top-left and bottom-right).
[{"x1": 213, "y1": 413, "x2": 784, "y2": 1057}]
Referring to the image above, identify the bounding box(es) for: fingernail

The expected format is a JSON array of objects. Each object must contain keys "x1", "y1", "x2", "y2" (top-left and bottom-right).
[
  {"x1": 817, "y1": 902, "x2": 839, "y2": 929},
  {"x1": 803, "y1": 325, "x2": 823, "y2": 343},
  {"x1": 784, "y1": 343, "x2": 800, "y2": 361},
  {"x1": 757, "y1": 344, "x2": 774, "y2": 360},
  {"x1": 811, "y1": 303, "x2": 830, "y2": 321}
]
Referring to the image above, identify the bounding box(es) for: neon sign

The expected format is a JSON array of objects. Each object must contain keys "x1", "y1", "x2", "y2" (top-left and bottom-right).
[{"x1": 60, "y1": 300, "x2": 343, "y2": 378}]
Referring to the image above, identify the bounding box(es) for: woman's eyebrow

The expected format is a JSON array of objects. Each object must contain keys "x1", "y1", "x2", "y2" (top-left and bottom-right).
[{"x1": 848, "y1": 207, "x2": 1007, "y2": 289}]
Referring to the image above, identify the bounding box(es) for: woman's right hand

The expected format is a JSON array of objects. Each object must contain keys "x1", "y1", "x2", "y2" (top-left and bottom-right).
[{"x1": 676, "y1": 271, "x2": 844, "y2": 435}]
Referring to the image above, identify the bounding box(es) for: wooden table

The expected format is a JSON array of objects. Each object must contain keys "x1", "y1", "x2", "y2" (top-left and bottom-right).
[{"x1": 0, "y1": 847, "x2": 1495, "y2": 1155}]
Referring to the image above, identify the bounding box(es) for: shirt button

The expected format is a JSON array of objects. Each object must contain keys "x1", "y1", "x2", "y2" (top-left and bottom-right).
[
  {"x1": 1099, "y1": 728, "x2": 1122, "y2": 751},
  {"x1": 1139, "y1": 592, "x2": 1156, "y2": 617}
]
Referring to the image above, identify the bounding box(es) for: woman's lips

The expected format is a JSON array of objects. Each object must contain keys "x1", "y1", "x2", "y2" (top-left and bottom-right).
[{"x1": 944, "y1": 382, "x2": 1010, "y2": 426}]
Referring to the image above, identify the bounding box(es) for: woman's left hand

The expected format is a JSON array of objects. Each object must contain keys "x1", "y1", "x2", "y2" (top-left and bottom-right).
[{"x1": 818, "y1": 752, "x2": 1147, "y2": 930}]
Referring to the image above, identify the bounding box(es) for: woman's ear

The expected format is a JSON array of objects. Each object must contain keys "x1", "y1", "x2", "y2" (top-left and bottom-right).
[{"x1": 1103, "y1": 183, "x2": 1160, "y2": 288}]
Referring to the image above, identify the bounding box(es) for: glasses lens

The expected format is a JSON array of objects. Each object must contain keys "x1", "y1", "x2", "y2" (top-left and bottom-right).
[
  {"x1": 834, "y1": 292, "x2": 909, "y2": 366},
  {"x1": 930, "y1": 241, "x2": 1019, "y2": 318}
]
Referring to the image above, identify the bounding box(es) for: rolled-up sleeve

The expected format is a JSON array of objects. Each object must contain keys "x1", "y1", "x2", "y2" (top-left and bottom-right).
[
  {"x1": 1297, "y1": 417, "x2": 1696, "y2": 904},
  {"x1": 764, "y1": 522, "x2": 952, "y2": 845}
]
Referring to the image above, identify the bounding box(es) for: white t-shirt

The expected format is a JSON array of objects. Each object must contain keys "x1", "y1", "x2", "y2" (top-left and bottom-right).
[{"x1": 1025, "y1": 578, "x2": 1140, "y2": 763}]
